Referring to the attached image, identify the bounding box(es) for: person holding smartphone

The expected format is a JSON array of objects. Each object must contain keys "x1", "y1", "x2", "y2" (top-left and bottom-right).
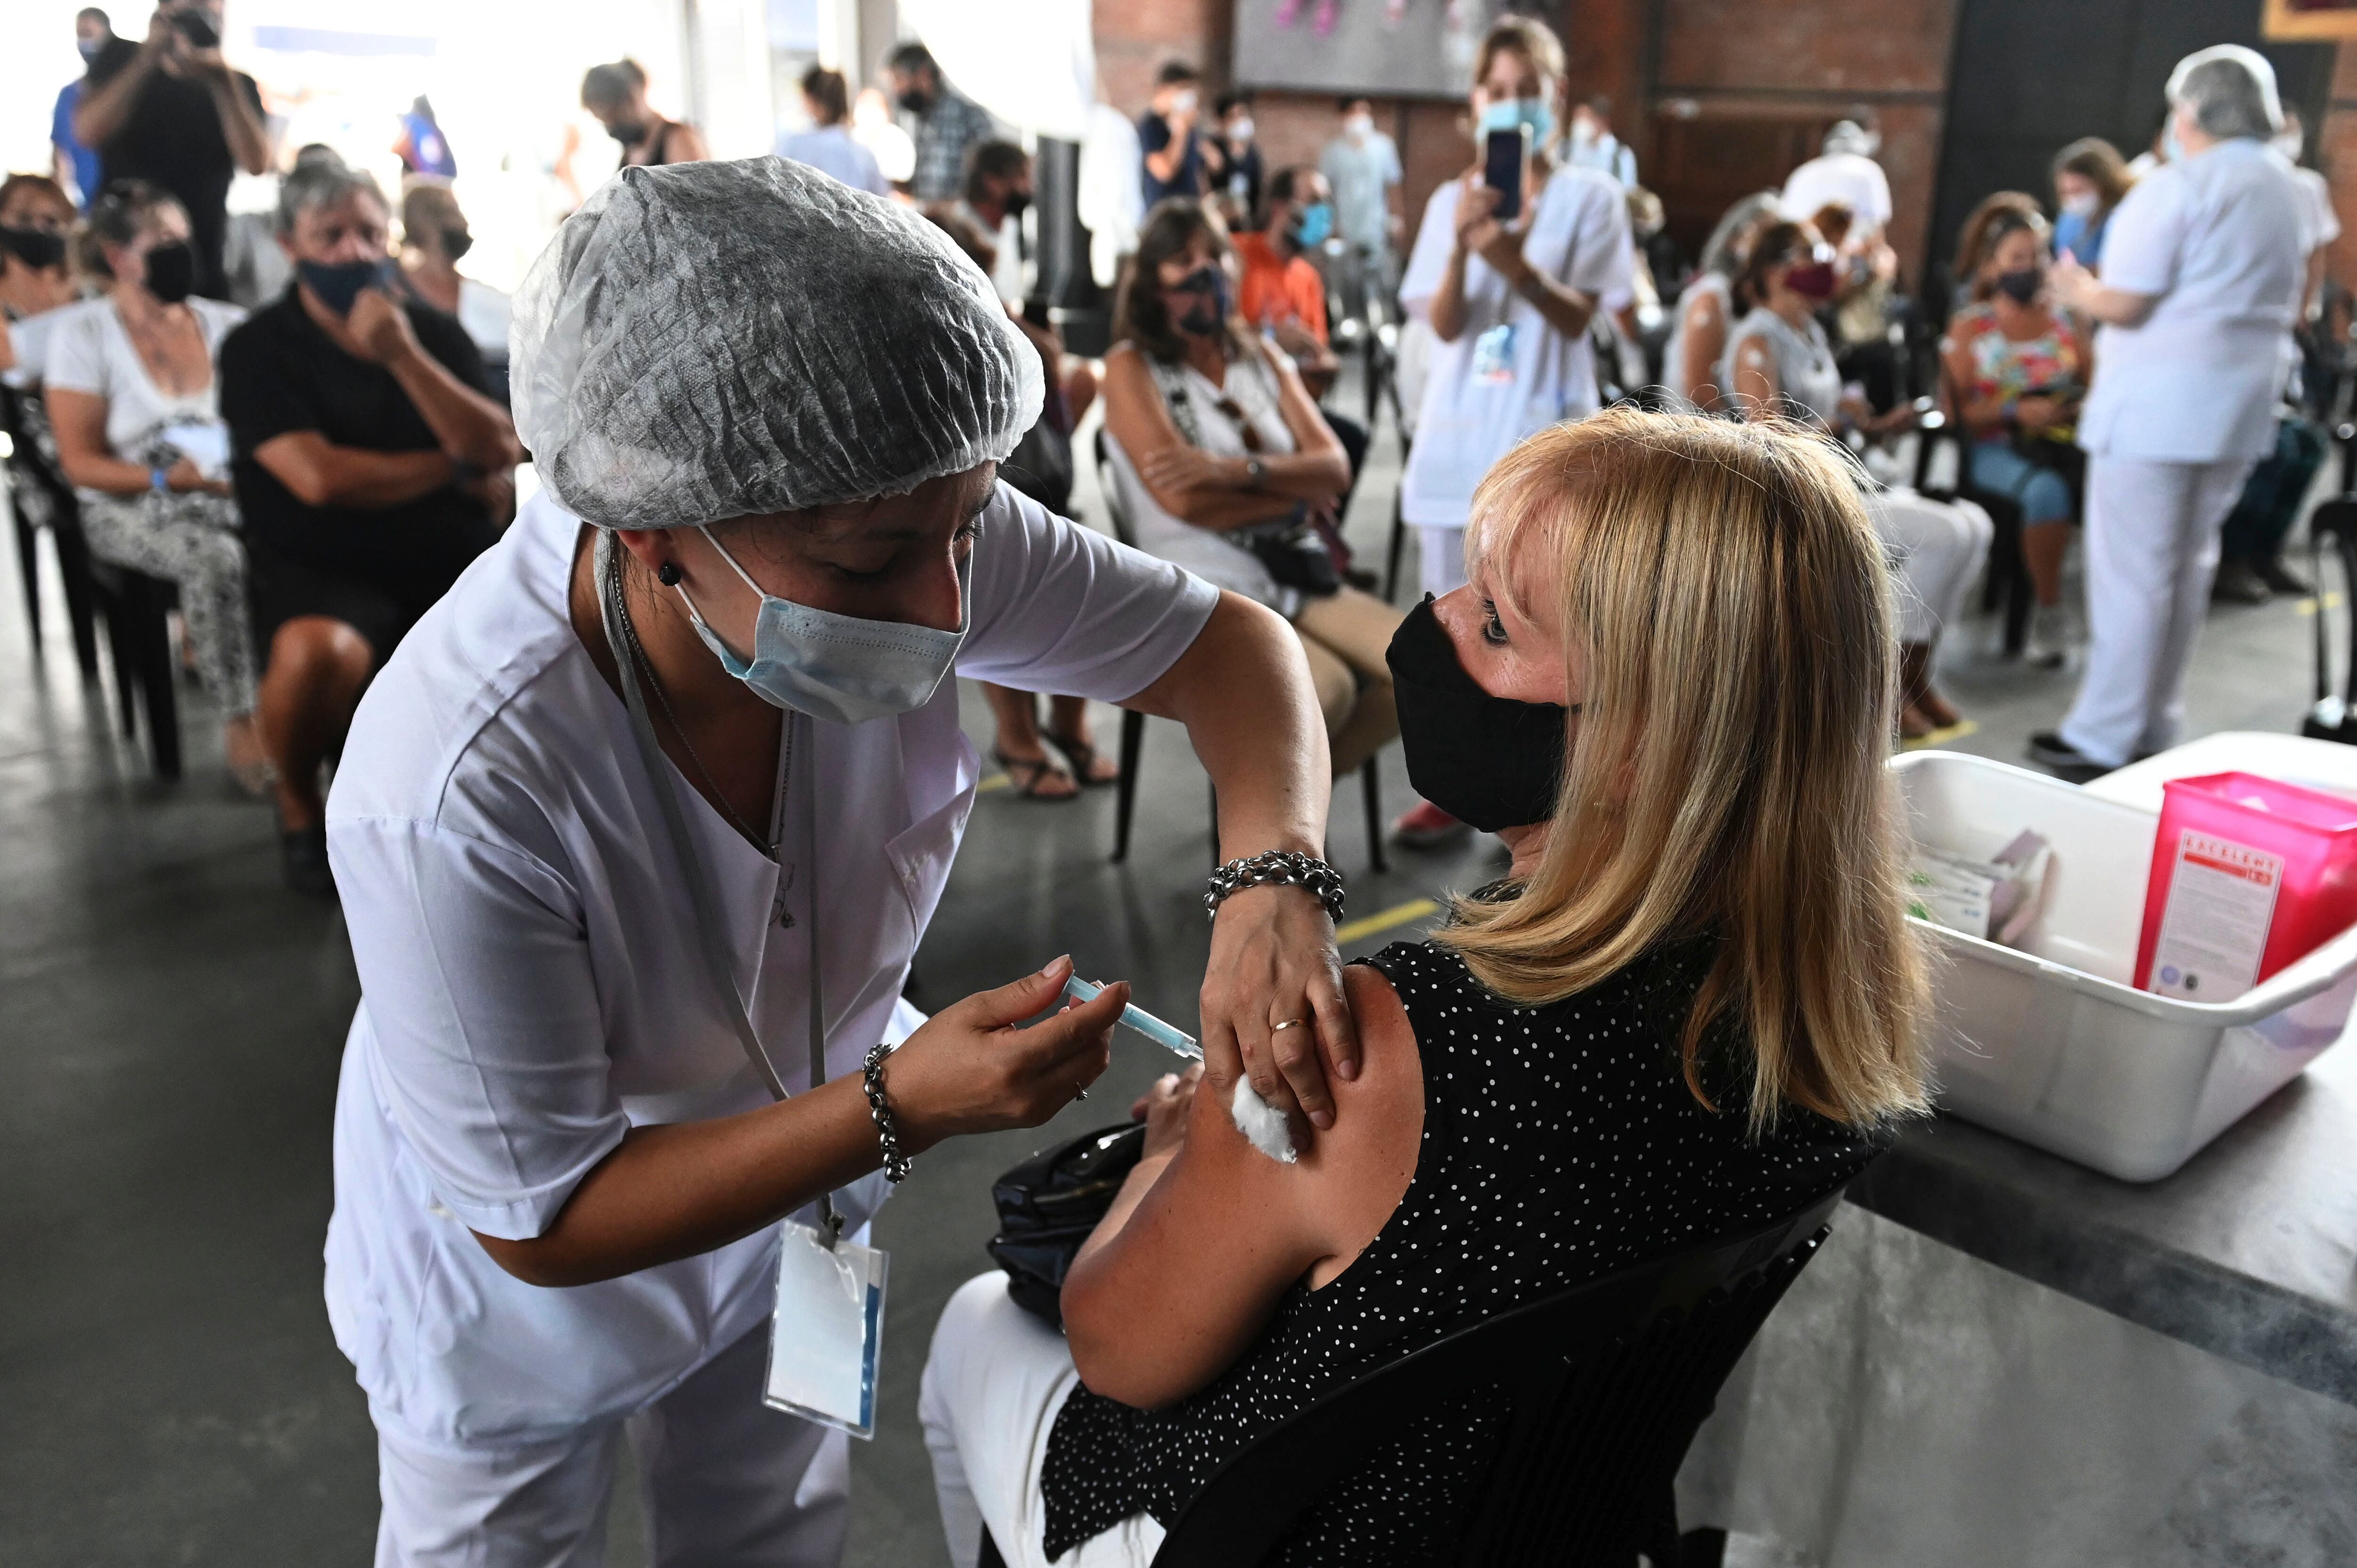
[
  {"x1": 1391, "y1": 12, "x2": 1634, "y2": 847},
  {"x1": 72, "y1": 0, "x2": 269, "y2": 301}
]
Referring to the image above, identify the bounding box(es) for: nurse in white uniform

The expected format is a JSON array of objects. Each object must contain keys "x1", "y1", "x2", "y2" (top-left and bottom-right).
[
  {"x1": 2034, "y1": 47, "x2": 2305, "y2": 777},
  {"x1": 324, "y1": 157, "x2": 1359, "y2": 1567}
]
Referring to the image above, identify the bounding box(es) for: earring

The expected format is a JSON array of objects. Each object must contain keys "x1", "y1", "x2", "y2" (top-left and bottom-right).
[{"x1": 656, "y1": 561, "x2": 683, "y2": 587}]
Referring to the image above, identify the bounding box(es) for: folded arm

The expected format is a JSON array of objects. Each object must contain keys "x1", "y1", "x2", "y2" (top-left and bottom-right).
[
  {"x1": 1062, "y1": 965, "x2": 1421, "y2": 1408},
  {"x1": 1100, "y1": 346, "x2": 1345, "y2": 532},
  {"x1": 254, "y1": 431, "x2": 455, "y2": 509}
]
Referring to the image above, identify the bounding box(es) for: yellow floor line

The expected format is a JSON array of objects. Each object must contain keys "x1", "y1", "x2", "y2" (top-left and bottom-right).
[
  {"x1": 2297, "y1": 591, "x2": 2346, "y2": 617},
  {"x1": 1335, "y1": 897, "x2": 1442, "y2": 945},
  {"x1": 1899, "y1": 717, "x2": 1980, "y2": 752},
  {"x1": 976, "y1": 773, "x2": 1011, "y2": 793}
]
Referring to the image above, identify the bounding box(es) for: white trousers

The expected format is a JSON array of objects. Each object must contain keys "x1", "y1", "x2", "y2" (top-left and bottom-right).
[
  {"x1": 1872, "y1": 489, "x2": 1993, "y2": 646},
  {"x1": 371, "y1": 1323, "x2": 850, "y2": 1568},
  {"x1": 1414, "y1": 523, "x2": 1469, "y2": 600},
  {"x1": 2060, "y1": 455, "x2": 2256, "y2": 767},
  {"x1": 918, "y1": 1272, "x2": 1165, "y2": 1568}
]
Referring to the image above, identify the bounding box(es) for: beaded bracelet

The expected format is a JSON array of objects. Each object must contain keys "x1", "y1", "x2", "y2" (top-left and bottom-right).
[
  {"x1": 862, "y1": 1041, "x2": 912, "y2": 1183},
  {"x1": 1203, "y1": 849, "x2": 1345, "y2": 926}
]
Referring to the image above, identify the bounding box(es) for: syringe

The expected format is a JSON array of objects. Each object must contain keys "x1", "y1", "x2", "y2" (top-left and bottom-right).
[{"x1": 1061, "y1": 975, "x2": 1201, "y2": 1060}]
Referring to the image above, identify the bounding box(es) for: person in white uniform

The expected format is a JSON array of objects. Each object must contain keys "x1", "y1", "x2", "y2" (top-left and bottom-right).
[
  {"x1": 324, "y1": 156, "x2": 1362, "y2": 1568},
  {"x1": 1780, "y1": 119, "x2": 1893, "y2": 236},
  {"x1": 2032, "y1": 47, "x2": 2305, "y2": 779},
  {"x1": 1397, "y1": 13, "x2": 1635, "y2": 603}
]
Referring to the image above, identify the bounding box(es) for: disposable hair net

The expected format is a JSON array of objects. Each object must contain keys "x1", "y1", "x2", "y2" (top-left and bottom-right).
[{"x1": 511, "y1": 156, "x2": 1043, "y2": 528}]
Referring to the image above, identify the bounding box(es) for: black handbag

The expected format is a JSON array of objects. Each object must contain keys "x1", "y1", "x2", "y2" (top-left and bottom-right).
[{"x1": 986, "y1": 1120, "x2": 1146, "y2": 1329}]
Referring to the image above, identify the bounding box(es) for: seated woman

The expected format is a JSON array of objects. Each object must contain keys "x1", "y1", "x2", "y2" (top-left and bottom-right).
[
  {"x1": 45, "y1": 180, "x2": 264, "y2": 788},
  {"x1": 1100, "y1": 198, "x2": 1401, "y2": 784},
  {"x1": 1723, "y1": 220, "x2": 1994, "y2": 740},
  {"x1": 1943, "y1": 206, "x2": 2089, "y2": 669},
  {"x1": 921, "y1": 408, "x2": 1931, "y2": 1568},
  {"x1": 0, "y1": 174, "x2": 82, "y2": 376},
  {"x1": 1660, "y1": 189, "x2": 1780, "y2": 412}
]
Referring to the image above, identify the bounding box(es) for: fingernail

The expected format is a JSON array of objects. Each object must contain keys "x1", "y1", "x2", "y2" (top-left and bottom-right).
[
  {"x1": 1310, "y1": 1109, "x2": 1334, "y2": 1130},
  {"x1": 1039, "y1": 954, "x2": 1070, "y2": 978},
  {"x1": 1337, "y1": 1059, "x2": 1360, "y2": 1082}
]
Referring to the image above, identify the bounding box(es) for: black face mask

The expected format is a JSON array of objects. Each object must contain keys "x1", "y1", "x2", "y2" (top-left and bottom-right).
[
  {"x1": 0, "y1": 225, "x2": 67, "y2": 271},
  {"x1": 142, "y1": 240, "x2": 197, "y2": 304},
  {"x1": 606, "y1": 118, "x2": 649, "y2": 147},
  {"x1": 1994, "y1": 267, "x2": 2042, "y2": 305},
  {"x1": 897, "y1": 89, "x2": 933, "y2": 115},
  {"x1": 1385, "y1": 595, "x2": 1572, "y2": 832},
  {"x1": 1002, "y1": 189, "x2": 1031, "y2": 219},
  {"x1": 1167, "y1": 266, "x2": 1229, "y2": 337},
  {"x1": 298, "y1": 256, "x2": 392, "y2": 316},
  {"x1": 443, "y1": 226, "x2": 474, "y2": 261}
]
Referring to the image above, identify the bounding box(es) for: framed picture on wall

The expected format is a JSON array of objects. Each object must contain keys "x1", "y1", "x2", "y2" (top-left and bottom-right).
[{"x1": 2265, "y1": 0, "x2": 2357, "y2": 40}]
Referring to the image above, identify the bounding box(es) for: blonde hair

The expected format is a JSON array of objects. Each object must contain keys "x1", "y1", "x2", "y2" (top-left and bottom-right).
[
  {"x1": 1473, "y1": 14, "x2": 1566, "y2": 97},
  {"x1": 1438, "y1": 409, "x2": 1931, "y2": 1132}
]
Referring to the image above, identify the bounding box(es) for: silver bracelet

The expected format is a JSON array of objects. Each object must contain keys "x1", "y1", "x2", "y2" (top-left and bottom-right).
[
  {"x1": 862, "y1": 1041, "x2": 912, "y2": 1183},
  {"x1": 1204, "y1": 849, "x2": 1344, "y2": 925}
]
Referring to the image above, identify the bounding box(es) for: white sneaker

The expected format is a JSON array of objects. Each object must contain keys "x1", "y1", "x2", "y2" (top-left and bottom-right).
[{"x1": 2023, "y1": 603, "x2": 2072, "y2": 670}]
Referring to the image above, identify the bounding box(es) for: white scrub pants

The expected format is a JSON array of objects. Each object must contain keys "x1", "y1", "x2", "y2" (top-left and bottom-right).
[
  {"x1": 372, "y1": 1323, "x2": 849, "y2": 1568},
  {"x1": 1872, "y1": 489, "x2": 1993, "y2": 646},
  {"x1": 919, "y1": 1272, "x2": 1164, "y2": 1568},
  {"x1": 1415, "y1": 523, "x2": 1469, "y2": 600},
  {"x1": 2060, "y1": 455, "x2": 2256, "y2": 767}
]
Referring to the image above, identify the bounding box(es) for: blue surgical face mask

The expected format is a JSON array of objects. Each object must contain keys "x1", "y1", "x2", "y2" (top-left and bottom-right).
[
  {"x1": 1478, "y1": 95, "x2": 1556, "y2": 154},
  {"x1": 1292, "y1": 201, "x2": 1334, "y2": 248},
  {"x1": 298, "y1": 256, "x2": 394, "y2": 316},
  {"x1": 78, "y1": 37, "x2": 106, "y2": 62},
  {"x1": 676, "y1": 526, "x2": 969, "y2": 724}
]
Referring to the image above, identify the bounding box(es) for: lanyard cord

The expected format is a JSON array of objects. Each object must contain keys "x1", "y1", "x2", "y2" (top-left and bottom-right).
[{"x1": 596, "y1": 532, "x2": 843, "y2": 1246}]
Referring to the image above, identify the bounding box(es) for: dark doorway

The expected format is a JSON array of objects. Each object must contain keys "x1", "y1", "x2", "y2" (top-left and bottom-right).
[
  {"x1": 1929, "y1": 0, "x2": 2334, "y2": 304},
  {"x1": 1651, "y1": 110, "x2": 1842, "y2": 264}
]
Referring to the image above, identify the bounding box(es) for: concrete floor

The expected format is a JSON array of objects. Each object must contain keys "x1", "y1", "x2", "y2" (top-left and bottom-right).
[{"x1": 0, "y1": 387, "x2": 2330, "y2": 1566}]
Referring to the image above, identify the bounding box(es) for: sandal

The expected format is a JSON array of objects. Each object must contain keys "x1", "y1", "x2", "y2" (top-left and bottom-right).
[
  {"x1": 1044, "y1": 728, "x2": 1121, "y2": 788},
  {"x1": 994, "y1": 749, "x2": 1079, "y2": 801}
]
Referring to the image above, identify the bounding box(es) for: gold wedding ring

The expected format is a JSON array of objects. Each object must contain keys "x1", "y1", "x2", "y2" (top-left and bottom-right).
[{"x1": 1270, "y1": 1018, "x2": 1308, "y2": 1033}]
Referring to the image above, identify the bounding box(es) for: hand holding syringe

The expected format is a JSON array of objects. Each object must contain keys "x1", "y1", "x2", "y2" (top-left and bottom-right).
[{"x1": 1062, "y1": 975, "x2": 1294, "y2": 1161}]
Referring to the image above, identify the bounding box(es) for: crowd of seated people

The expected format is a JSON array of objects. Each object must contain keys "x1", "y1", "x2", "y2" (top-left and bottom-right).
[{"x1": 0, "y1": 151, "x2": 517, "y2": 894}]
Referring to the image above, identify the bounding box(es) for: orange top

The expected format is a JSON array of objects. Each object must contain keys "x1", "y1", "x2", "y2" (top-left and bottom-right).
[{"x1": 1234, "y1": 231, "x2": 1328, "y2": 346}]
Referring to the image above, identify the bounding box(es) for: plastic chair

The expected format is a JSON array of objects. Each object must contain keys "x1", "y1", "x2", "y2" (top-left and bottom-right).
[
  {"x1": 1094, "y1": 429, "x2": 1385, "y2": 874},
  {"x1": 1, "y1": 382, "x2": 101, "y2": 678},
  {"x1": 980, "y1": 1189, "x2": 1843, "y2": 1568},
  {"x1": 1911, "y1": 389, "x2": 2032, "y2": 656}
]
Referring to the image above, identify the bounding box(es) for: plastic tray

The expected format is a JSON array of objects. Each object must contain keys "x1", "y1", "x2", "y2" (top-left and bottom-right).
[{"x1": 1893, "y1": 751, "x2": 2357, "y2": 1181}]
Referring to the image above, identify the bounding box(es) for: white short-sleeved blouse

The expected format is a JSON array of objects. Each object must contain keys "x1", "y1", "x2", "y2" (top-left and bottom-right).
[{"x1": 323, "y1": 483, "x2": 1218, "y2": 1444}]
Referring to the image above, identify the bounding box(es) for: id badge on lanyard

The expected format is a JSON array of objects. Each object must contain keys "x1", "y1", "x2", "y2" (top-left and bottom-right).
[{"x1": 597, "y1": 534, "x2": 887, "y2": 1439}]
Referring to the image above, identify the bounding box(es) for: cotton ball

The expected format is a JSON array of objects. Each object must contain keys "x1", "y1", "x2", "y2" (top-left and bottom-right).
[{"x1": 1229, "y1": 1079, "x2": 1297, "y2": 1164}]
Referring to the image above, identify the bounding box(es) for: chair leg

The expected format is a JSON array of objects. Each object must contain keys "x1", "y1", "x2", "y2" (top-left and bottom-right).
[
  {"x1": 1384, "y1": 493, "x2": 1407, "y2": 605},
  {"x1": 1111, "y1": 708, "x2": 1146, "y2": 863},
  {"x1": 132, "y1": 575, "x2": 182, "y2": 781},
  {"x1": 978, "y1": 1526, "x2": 1009, "y2": 1568},
  {"x1": 13, "y1": 514, "x2": 41, "y2": 651},
  {"x1": 1361, "y1": 756, "x2": 1387, "y2": 875},
  {"x1": 102, "y1": 597, "x2": 139, "y2": 738},
  {"x1": 53, "y1": 519, "x2": 100, "y2": 680}
]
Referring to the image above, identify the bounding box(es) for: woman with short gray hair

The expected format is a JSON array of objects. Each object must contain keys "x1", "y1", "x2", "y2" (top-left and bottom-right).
[{"x1": 2031, "y1": 46, "x2": 2307, "y2": 780}]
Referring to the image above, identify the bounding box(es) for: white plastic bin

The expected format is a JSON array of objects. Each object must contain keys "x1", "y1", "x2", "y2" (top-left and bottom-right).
[{"x1": 1893, "y1": 751, "x2": 2357, "y2": 1181}]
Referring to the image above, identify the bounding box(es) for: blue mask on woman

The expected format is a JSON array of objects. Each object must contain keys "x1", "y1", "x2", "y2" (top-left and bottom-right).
[
  {"x1": 1292, "y1": 201, "x2": 1335, "y2": 249},
  {"x1": 1478, "y1": 96, "x2": 1556, "y2": 153},
  {"x1": 676, "y1": 527, "x2": 969, "y2": 724}
]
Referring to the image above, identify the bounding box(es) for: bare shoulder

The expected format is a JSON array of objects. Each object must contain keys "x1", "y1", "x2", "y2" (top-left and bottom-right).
[{"x1": 1287, "y1": 962, "x2": 1422, "y2": 1284}]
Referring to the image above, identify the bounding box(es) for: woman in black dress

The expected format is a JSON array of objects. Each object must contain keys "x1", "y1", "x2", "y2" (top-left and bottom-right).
[{"x1": 920, "y1": 407, "x2": 1933, "y2": 1568}]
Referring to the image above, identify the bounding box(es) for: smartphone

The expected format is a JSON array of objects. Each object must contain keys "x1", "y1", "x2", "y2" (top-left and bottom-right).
[
  {"x1": 1483, "y1": 126, "x2": 1528, "y2": 223},
  {"x1": 172, "y1": 9, "x2": 221, "y2": 48}
]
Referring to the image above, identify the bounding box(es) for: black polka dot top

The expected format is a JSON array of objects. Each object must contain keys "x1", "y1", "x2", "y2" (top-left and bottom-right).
[{"x1": 1040, "y1": 936, "x2": 1882, "y2": 1564}]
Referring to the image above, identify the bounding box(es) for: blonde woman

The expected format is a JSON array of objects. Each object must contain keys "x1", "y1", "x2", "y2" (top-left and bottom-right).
[{"x1": 920, "y1": 409, "x2": 1931, "y2": 1568}]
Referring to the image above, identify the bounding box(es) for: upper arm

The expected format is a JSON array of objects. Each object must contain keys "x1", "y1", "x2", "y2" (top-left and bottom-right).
[
  {"x1": 1564, "y1": 179, "x2": 1636, "y2": 296},
  {"x1": 1063, "y1": 963, "x2": 1422, "y2": 1407},
  {"x1": 1098, "y1": 346, "x2": 1194, "y2": 509},
  {"x1": 2098, "y1": 180, "x2": 2181, "y2": 298},
  {"x1": 330, "y1": 816, "x2": 625, "y2": 1242},
  {"x1": 956, "y1": 479, "x2": 1219, "y2": 700},
  {"x1": 1261, "y1": 342, "x2": 1341, "y2": 461},
  {"x1": 1397, "y1": 186, "x2": 1458, "y2": 317},
  {"x1": 43, "y1": 386, "x2": 108, "y2": 465},
  {"x1": 1731, "y1": 334, "x2": 1779, "y2": 413}
]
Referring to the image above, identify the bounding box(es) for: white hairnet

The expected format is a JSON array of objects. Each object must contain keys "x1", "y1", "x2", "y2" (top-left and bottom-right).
[
  {"x1": 2166, "y1": 45, "x2": 2282, "y2": 142},
  {"x1": 511, "y1": 156, "x2": 1044, "y2": 528}
]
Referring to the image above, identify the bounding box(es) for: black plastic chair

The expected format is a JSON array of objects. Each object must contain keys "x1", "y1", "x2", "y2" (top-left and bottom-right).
[
  {"x1": 1911, "y1": 393, "x2": 2032, "y2": 657},
  {"x1": 1093, "y1": 429, "x2": 1385, "y2": 874},
  {"x1": 980, "y1": 1189, "x2": 1842, "y2": 1568},
  {"x1": 1, "y1": 382, "x2": 101, "y2": 679}
]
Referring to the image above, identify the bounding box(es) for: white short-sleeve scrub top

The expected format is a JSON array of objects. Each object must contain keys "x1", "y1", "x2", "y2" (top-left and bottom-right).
[
  {"x1": 2076, "y1": 137, "x2": 2304, "y2": 465},
  {"x1": 1396, "y1": 164, "x2": 1636, "y2": 529},
  {"x1": 324, "y1": 484, "x2": 1219, "y2": 1446}
]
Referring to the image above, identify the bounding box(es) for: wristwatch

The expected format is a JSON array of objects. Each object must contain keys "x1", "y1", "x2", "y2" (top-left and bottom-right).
[{"x1": 1244, "y1": 456, "x2": 1268, "y2": 489}]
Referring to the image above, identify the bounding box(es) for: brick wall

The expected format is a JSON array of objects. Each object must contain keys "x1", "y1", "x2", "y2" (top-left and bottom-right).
[{"x1": 1091, "y1": 0, "x2": 1958, "y2": 278}]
